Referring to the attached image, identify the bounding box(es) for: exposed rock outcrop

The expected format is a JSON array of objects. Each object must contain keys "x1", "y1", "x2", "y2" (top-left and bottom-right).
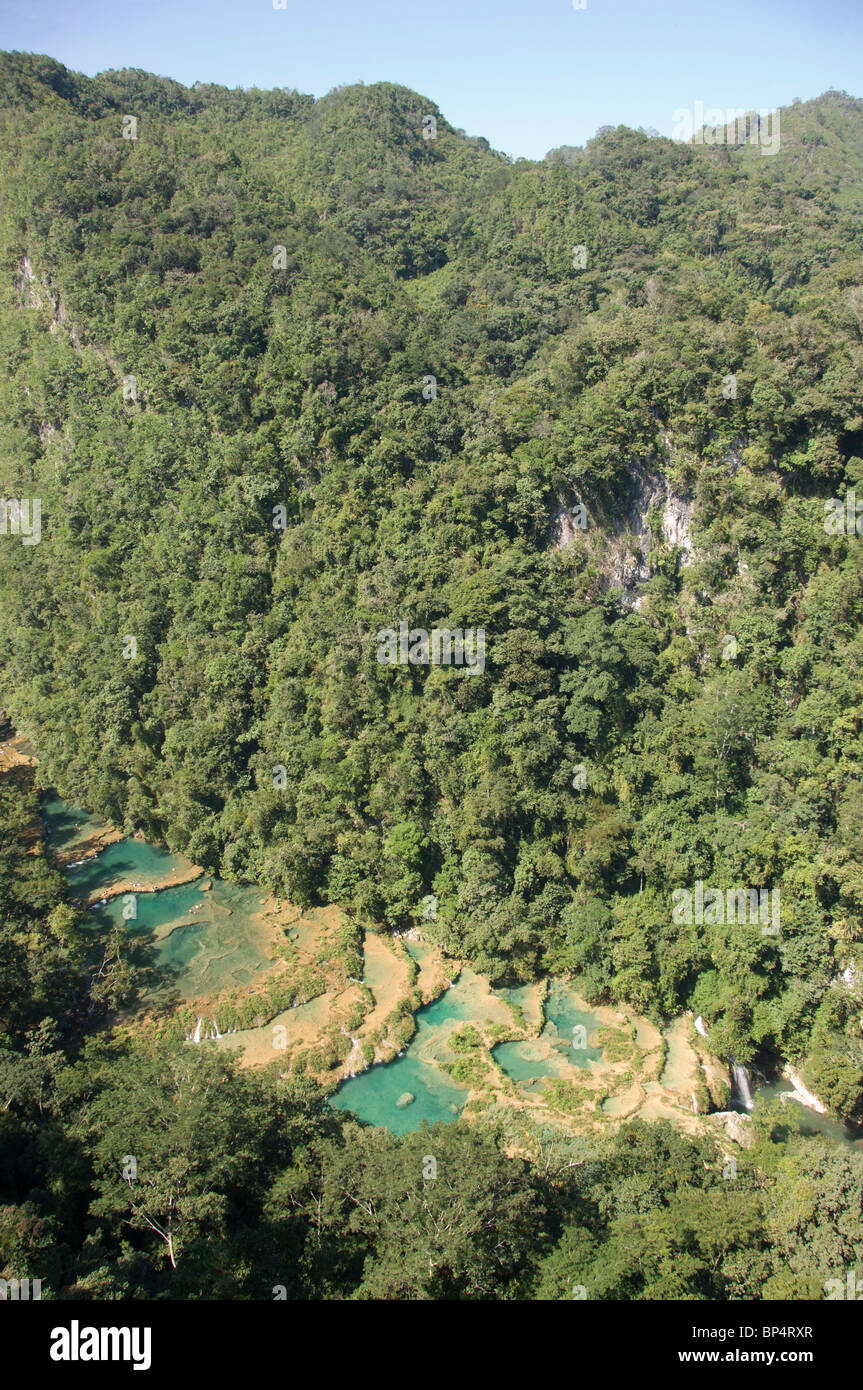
[
  {"x1": 709, "y1": 1110, "x2": 754, "y2": 1147},
  {"x1": 782, "y1": 1068, "x2": 827, "y2": 1115},
  {"x1": 549, "y1": 458, "x2": 693, "y2": 606}
]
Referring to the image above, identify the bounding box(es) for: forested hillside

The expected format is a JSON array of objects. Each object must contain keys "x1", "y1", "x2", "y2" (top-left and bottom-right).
[
  {"x1": 2, "y1": 53, "x2": 863, "y2": 1118},
  {"x1": 1, "y1": 745, "x2": 861, "y2": 1300}
]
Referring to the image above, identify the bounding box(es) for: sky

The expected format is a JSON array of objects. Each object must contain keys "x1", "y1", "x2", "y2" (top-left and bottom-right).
[{"x1": 0, "y1": 0, "x2": 861, "y2": 160}]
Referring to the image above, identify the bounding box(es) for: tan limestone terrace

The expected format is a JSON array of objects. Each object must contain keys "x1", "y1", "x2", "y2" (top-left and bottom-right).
[{"x1": 13, "y1": 728, "x2": 736, "y2": 1143}]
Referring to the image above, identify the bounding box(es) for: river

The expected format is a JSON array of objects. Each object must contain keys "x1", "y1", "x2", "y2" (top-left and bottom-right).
[{"x1": 37, "y1": 788, "x2": 860, "y2": 1144}]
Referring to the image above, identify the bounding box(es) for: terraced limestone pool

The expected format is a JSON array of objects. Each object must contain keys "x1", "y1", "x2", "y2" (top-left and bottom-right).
[
  {"x1": 544, "y1": 982, "x2": 605, "y2": 1065},
  {"x1": 214, "y1": 993, "x2": 335, "y2": 1066},
  {"x1": 361, "y1": 933, "x2": 397, "y2": 996},
  {"x1": 67, "y1": 839, "x2": 193, "y2": 899},
  {"x1": 45, "y1": 796, "x2": 277, "y2": 1005},
  {"x1": 40, "y1": 793, "x2": 112, "y2": 854},
  {"x1": 87, "y1": 879, "x2": 276, "y2": 1003},
  {"x1": 329, "y1": 970, "x2": 606, "y2": 1132},
  {"x1": 38, "y1": 793, "x2": 862, "y2": 1149},
  {"x1": 329, "y1": 968, "x2": 509, "y2": 1134},
  {"x1": 492, "y1": 982, "x2": 604, "y2": 1088},
  {"x1": 330, "y1": 1053, "x2": 470, "y2": 1135},
  {"x1": 498, "y1": 982, "x2": 543, "y2": 1031},
  {"x1": 659, "y1": 1016, "x2": 696, "y2": 1090},
  {"x1": 492, "y1": 1039, "x2": 569, "y2": 1084}
]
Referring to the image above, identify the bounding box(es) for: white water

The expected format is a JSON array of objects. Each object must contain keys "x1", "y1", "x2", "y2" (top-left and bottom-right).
[{"x1": 732, "y1": 1061, "x2": 754, "y2": 1110}]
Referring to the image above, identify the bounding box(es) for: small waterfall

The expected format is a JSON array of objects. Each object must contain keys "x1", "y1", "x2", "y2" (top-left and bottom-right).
[
  {"x1": 732, "y1": 1061, "x2": 753, "y2": 1111},
  {"x1": 186, "y1": 1017, "x2": 228, "y2": 1044},
  {"x1": 694, "y1": 1015, "x2": 709, "y2": 1038},
  {"x1": 691, "y1": 1091, "x2": 699, "y2": 1114}
]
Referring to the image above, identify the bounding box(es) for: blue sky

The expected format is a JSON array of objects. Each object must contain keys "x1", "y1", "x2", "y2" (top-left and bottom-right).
[{"x1": 0, "y1": 0, "x2": 860, "y2": 159}]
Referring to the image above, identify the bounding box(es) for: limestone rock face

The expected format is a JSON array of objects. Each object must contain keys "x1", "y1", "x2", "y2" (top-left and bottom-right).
[
  {"x1": 709, "y1": 1110, "x2": 754, "y2": 1148},
  {"x1": 547, "y1": 458, "x2": 693, "y2": 607},
  {"x1": 782, "y1": 1068, "x2": 827, "y2": 1115}
]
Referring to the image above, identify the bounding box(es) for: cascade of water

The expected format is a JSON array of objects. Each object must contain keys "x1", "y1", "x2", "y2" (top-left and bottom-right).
[
  {"x1": 192, "y1": 1017, "x2": 203, "y2": 1044},
  {"x1": 732, "y1": 1061, "x2": 753, "y2": 1110}
]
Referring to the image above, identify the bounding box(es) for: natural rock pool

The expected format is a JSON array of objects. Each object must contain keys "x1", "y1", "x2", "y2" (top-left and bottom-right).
[
  {"x1": 329, "y1": 971, "x2": 612, "y2": 1131},
  {"x1": 330, "y1": 1053, "x2": 470, "y2": 1134},
  {"x1": 330, "y1": 964, "x2": 515, "y2": 1131},
  {"x1": 44, "y1": 795, "x2": 277, "y2": 1005},
  {"x1": 44, "y1": 788, "x2": 857, "y2": 1146}
]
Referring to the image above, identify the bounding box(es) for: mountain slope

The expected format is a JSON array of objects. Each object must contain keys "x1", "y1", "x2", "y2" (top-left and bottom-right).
[{"x1": 1, "y1": 53, "x2": 863, "y2": 1116}]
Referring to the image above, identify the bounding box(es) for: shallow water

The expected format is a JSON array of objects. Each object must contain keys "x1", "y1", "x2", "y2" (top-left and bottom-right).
[
  {"x1": 87, "y1": 877, "x2": 275, "y2": 1002},
  {"x1": 543, "y1": 983, "x2": 604, "y2": 1065},
  {"x1": 41, "y1": 793, "x2": 111, "y2": 852},
  {"x1": 327, "y1": 967, "x2": 507, "y2": 1131},
  {"x1": 215, "y1": 993, "x2": 335, "y2": 1060},
  {"x1": 45, "y1": 797, "x2": 860, "y2": 1147},
  {"x1": 286, "y1": 917, "x2": 322, "y2": 953},
  {"x1": 362, "y1": 933, "x2": 397, "y2": 998},
  {"x1": 329, "y1": 973, "x2": 605, "y2": 1130},
  {"x1": 602, "y1": 1089, "x2": 639, "y2": 1116},
  {"x1": 498, "y1": 982, "x2": 542, "y2": 1029},
  {"x1": 86, "y1": 880, "x2": 202, "y2": 936},
  {"x1": 419, "y1": 969, "x2": 511, "y2": 1030},
  {"x1": 493, "y1": 1039, "x2": 569, "y2": 1083},
  {"x1": 745, "y1": 1080, "x2": 863, "y2": 1149},
  {"x1": 46, "y1": 795, "x2": 276, "y2": 1005},
  {"x1": 329, "y1": 1054, "x2": 469, "y2": 1134},
  {"x1": 66, "y1": 837, "x2": 194, "y2": 898},
  {"x1": 492, "y1": 983, "x2": 603, "y2": 1090}
]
